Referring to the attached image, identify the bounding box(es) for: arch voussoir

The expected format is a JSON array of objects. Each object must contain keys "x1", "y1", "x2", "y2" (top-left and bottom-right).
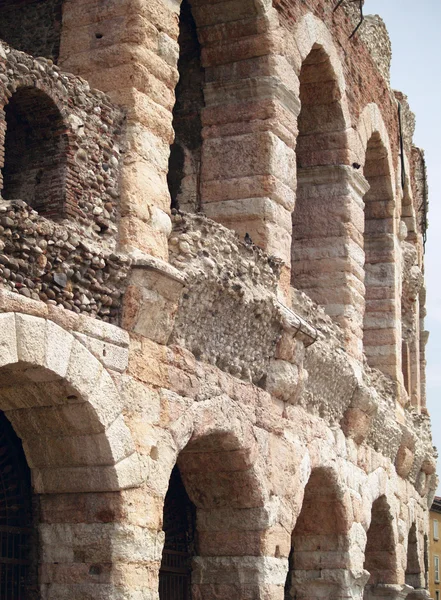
[{"x1": 0, "y1": 311, "x2": 141, "y2": 493}]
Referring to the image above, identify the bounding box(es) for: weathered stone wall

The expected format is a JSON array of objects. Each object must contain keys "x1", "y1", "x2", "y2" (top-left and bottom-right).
[
  {"x1": 0, "y1": 42, "x2": 132, "y2": 323},
  {"x1": 0, "y1": 200, "x2": 130, "y2": 322},
  {"x1": 0, "y1": 42, "x2": 124, "y2": 231},
  {"x1": 0, "y1": 1, "x2": 436, "y2": 599}
]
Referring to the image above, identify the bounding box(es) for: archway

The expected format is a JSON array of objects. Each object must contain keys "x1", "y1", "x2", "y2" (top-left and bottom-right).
[
  {"x1": 159, "y1": 423, "x2": 273, "y2": 600},
  {"x1": 0, "y1": 410, "x2": 37, "y2": 599},
  {"x1": 285, "y1": 468, "x2": 351, "y2": 600},
  {"x1": 362, "y1": 131, "x2": 399, "y2": 380},
  {"x1": 160, "y1": 465, "x2": 196, "y2": 599},
  {"x1": 1, "y1": 87, "x2": 68, "y2": 218},
  {"x1": 168, "y1": 0, "x2": 204, "y2": 213},
  {"x1": 400, "y1": 176, "x2": 422, "y2": 408},
  {"x1": 364, "y1": 496, "x2": 399, "y2": 599},
  {"x1": 0, "y1": 310, "x2": 141, "y2": 598},
  {"x1": 291, "y1": 38, "x2": 363, "y2": 356},
  {"x1": 292, "y1": 43, "x2": 349, "y2": 291}
]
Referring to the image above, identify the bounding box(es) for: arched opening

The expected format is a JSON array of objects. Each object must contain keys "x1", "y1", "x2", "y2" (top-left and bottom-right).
[
  {"x1": 362, "y1": 133, "x2": 399, "y2": 379},
  {"x1": 364, "y1": 496, "x2": 398, "y2": 599},
  {"x1": 0, "y1": 0, "x2": 63, "y2": 62},
  {"x1": 0, "y1": 410, "x2": 37, "y2": 599},
  {"x1": 285, "y1": 468, "x2": 350, "y2": 600},
  {"x1": 1, "y1": 87, "x2": 68, "y2": 218},
  {"x1": 406, "y1": 523, "x2": 423, "y2": 589},
  {"x1": 168, "y1": 0, "x2": 205, "y2": 212},
  {"x1": 292, "y1": 45, "x2": 348, "y2": 291},
  {"x1": 160, "y1": 429, "x2": 269, "y2": 600},
  {"x1": 401, "y1": 182, "x2": 422, "y2": 408},
  {"x1": 159, "y1": 465, "x2": 196, "y2": 599},
  {"x1": 291, "y1": 45, "x2": 361, "y2": 354},
  {"x1": 0, "y1": 313, "x2": 141, "y2": 599}
]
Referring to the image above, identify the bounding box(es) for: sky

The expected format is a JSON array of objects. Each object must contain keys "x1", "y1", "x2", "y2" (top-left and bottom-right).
[{"x1": 364, "y1": 0, "x2": 441, "y2": 492}]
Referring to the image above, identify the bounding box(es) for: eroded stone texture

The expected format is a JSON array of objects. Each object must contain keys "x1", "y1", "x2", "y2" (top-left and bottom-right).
[{"x1": 0, "y1": 1, "x2": 436, "y2": 600}]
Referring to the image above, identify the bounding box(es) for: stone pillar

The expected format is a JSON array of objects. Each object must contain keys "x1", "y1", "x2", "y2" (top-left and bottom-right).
[
  {"x1": 192, "y1": 555, "x2": 287, "y2": 600},
  {"x1": 59, "y1": 0, "x2": 179, "y2": 260},
  {"x1": 291, "y1": 164, "x2": 369, "y2": 360},
  {"x1": 364, "y1": 584, "x2": 414, "y2": 600},
  {"x1": 197, "y1": 7, "x2": 299, "y2": 295},
  {"x1": 39, "y1": 489, "x2": 160, "y2": 600},
  {"x1": 188, "y1": 505, "x2": 290, "y2": 600},
  {"x1": 419, "y1": 286, "x2": 429, "y2": 414},
  {"x1": 409, "y1": 297, "x2": 422, "y2": 410},
  {"x1": 288, "y1": 568, "x2": 370, "y2": 600}
]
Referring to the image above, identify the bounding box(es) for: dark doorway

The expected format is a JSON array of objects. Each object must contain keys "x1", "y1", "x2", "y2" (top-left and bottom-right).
[
  {"x1": 0, "y1": 411, "x2": 36, "y2": 599},
  {"x1": 2, "y1": 87, "x2": 68, "y2": 218},
  {"x1": 167, "y1": 0, "x2": 205, "y2": 212},
  {"x1": 159, "y1": 465, "x2": 196, "y2": 600}
]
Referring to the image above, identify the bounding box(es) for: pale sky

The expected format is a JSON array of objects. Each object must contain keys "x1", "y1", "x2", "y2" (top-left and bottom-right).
[{"x1": 365, "y1": 0, "x2": 441, "y2": 492}]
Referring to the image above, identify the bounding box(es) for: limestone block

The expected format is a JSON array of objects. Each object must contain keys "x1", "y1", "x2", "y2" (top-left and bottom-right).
[
  {"x1": 0, "y1": 288, "x2": 48, "y2": 318},
  {"x1": 120, "y1": 158, "x2": 170, "y2": 216},
  {"x1": 119, "y1": 215, "x2": 169, "y2": 260},
  {"x1": 122, "y1": 253, "x2": 185, "y2": 344},
  {"x1": 6, "y1": 401, "x2": 107, "y2": 438},
  {"x1": 39, "y1": 523, "x2": 74, "y2": 563},
  {"x1": 15, "y1": 313, "x2": 46, "y2": 366},
  {"x1": 120, "y1": 375, "x2": 161, "y2": 424},
  {"x1": 201, "y1": 174, "x2": 296, "y2": 212},
  {"x1": 265, "y1": 359, "x2": 304, "y2": 404},
  {"x1": 197, "y1": 503, "x2": 279, "y2": 532},
  {"x1": 192, "y1": 556, "x2": 288, "y2": 586},
  {"x1": 125, "y1": 122, "x2": 171, "y2": 172},
  {"x1": 395, "y1": 445, "x2": 414, "y2": 479},
  {"x1": 76, "y1": 316, "x2": 130, "y2": 348},
  {"x1": 74, "y1": 333, "x2": 129, "y2": 373},
  {"x1": 201, "y1": 131, "x2": 295, "y2": 188},
  {"x1": 45, "y1": 320, "x2": 74, "y2": 378},
  {"x1": 65, "y1": 339, "x2": 104, "y2": 398},
  {"x1": 0, "y1": 312, "x2": 18, "y2": 368},
  {"x1": 88, "y1": 368, "x2": 124, "y2": 428},
  {"x1": 111, "y1": 88, "x2": 173, "y2": 142},
  {"x1": 33, "y1": 452, "x2": 143, "y2": 494}
]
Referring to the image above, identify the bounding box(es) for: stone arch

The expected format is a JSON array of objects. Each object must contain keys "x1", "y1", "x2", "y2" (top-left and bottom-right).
[
  {"x1": 0, "y1": 311, "x2": 141, "y2": 600},
  {"x1": 293, "y1": 12, "x2": 352, "y2": 132},
  {"x1": 169, "y1": 0, "x2": 297, "y2": 269},
  {"x1": 0, "y1": 311, "x2": 141, "y2": 494},
  {"x1": 356, "y1": 103, "x2": 395, "y2": 186},
  {"x1": 1, "y1": 86, "x2": 68, "y2": 218},
  {"x1": 285, "y1": 466, "x2": 353, "y2": 600},
  {"x1": 363, "y1": 494, "x2": 400, "y2": 597},
  {"x1": 400, "y1": 152, "x2": 423, "y2": 408},
  {"x1": 291, "y1": 14, "x2": 366, "y2": 356},
  {"x1": 357, "y1": 104, "x2": 400, "y2": 380},
  {"x1": 159, "y1": 396, "x2": 283, "y2": 600}
]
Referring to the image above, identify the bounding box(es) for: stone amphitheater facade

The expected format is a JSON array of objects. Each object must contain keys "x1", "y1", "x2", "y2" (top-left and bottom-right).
[{"x1": 0, "y1": 1, "x2": 437, "y2": 599}]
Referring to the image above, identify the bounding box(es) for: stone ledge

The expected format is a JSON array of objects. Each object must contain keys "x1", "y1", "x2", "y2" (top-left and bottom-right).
[
  {"x1": 275, "y1": 299, "x2": 317, "y2": 348},
  {"x1": 129, "y1": 250, "x2": 187, "y2": 285},
  {"x1": 0, "y1": 287, "x2": 130, "y2": 348}
]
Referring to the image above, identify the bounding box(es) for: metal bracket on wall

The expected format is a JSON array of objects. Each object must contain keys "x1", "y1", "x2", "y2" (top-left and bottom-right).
[{"x1": 333, "y1": 0, "x2": 364, "y2": 39}]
